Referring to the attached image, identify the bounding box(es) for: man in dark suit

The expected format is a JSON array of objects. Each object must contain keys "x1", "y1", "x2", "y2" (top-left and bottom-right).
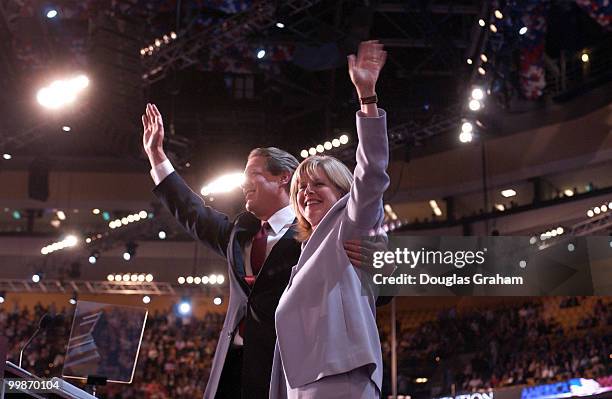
[{"x1": 142, "y1": 104, "x2": 391, "y2": 398}]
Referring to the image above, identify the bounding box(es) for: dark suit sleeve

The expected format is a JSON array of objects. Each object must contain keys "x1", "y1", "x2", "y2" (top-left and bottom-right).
[{"x1": 153, "y1": 171, "x2": 233, "y2": 257}]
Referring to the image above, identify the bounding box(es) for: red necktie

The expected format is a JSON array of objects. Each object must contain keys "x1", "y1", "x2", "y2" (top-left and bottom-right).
[
  {"x1": 250, "y1": 222, "x2": 269, "y2": 276},
  {"x1": 240, "y1": 222, "x2": 270, "y2": 337}
]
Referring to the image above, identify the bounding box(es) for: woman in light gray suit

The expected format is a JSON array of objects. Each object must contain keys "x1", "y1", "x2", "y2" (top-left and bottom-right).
[{"x1": 269, "y1": 40, "x2": 389, "y2": 398}]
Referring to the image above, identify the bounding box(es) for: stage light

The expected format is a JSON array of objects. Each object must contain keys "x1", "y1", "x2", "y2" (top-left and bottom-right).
[
  {"x1": 0, "y1": 292, "x2": 5, "y2": 304},
  {"x1": 139, "y1": 210, "x2": 148, "y2": 219},
  {"x1": 519, "y1": 260, "x2": 527, "y2": 268},
  {"x1": 276, "y1": 22, "x2": 285, "y2": 28},
  {"x1": 2, "y1": 153, "x2": 11, "y2": 160},
  {"x1": 519, "y1": 27, "x2": 528, "y2": 35},
  {"x1": 478, "y1": 19, "x2": 485, "y2": 27},
  {"x1": 107, "y1": 274, "x2": 114, "y2": 282},
  {"x1": 429, "y1": 200, "x2": 442, "y2": 217},
  {"x1": 489, "y1": 24, "x2": 497, "y2": 33},
  {"x1": 563, "y1": 189, "x2": 574, "y2": 197},
  {"x1": 209, "y1": 274, "x2": 218, "y2": 284},
  {"x1": 257, "y1": 49, "x2": 266, "y2": 59},
  {"x1": 461, "y1": 122, "x2": 473, "y2": 133},
  {"x1": 92, "y1": 208, "x2": 100, "y2": 214},
  {"x1": 300, "y1": 150, "x2": 308, "y2": 158},
  {"x1": 495, "y1": 204, "x2": 505, "y2": 211},
  {"x1": 130, "y1": 274, "x2": 138, "y2": 282},
  {"x1": 56, "y1": 210, "x2": 66, "y2": 220},
  {"x1": 202, "y1": 276, "x2": 209, "y2": 284},
  {"x1": 186, "y1": 276, "x2": 194, "y2": 284},
  {"x1": 46, "y1": 9, "x2": 58, "y2": 18},
  {"x1": 324, "y1": 141, "x2": 332, "y2": 150},
  {"x1": 478, "y1": 67, "x2": 486, "y2": 75},
  {"x1": 594, "y1": 207, "x2": 601, "y2": 215},
  {"x1": 468, "y1": 100, "x2": 481, "y2": 111},
  {"x1": 308, "y1": 147, "x2": 316, "y2": 155},
  {"x1": 158, "y1": 230, "x2": 166, "y2": 240},
  {"x1": 217, "y1": 275, "x2": 225, "y2": 284},
  {"x1": 69, "y1": 293, "x2": 77, "y2": 305},
  {"x1": 501, "y1": 189, "x2": 516, "y2": 198},
  {"x1": 316, "y1": 145, "x2": 324, "y2": 153},
  {"x1": 62, "y1": 126, "x2": 71, "y2": 132},
  {"x1": 587, "y1": 210, "x2": 594, "y2": 218},
  {"x1": 480, "y1": 54, "x2": 488, "y2": 63},
  {"x1": 88, "y1": 255, "x2": 97, "y2": 264},
  {"x1": 567, "y1": 243, "x2": 575, "y2": 252},
  {"x1": 178, "y1": 300, "x2": 191, "y2": 315},
  {"x1": 145, "y1": 274, "x2": 153, "y2": 282},
  {"x1": 601, "y1": 204, "x2": 608, "y2": 212},
  {"x1": 32, "y1": 273, "x2": 41, "y2": 283},
  {"x1": 556, "y1": 227, "x2": 564, "y2": 235},
  {"x1": 122, "y1": 274, "x2": 130, "y2": 282},
  {"x1": 459, "y1": 131, "x2": 473, "y2": 143},
  {"x1": 529, "y1": 236, "x2": 537, "y2": 245},
  {"x1": 37, "y1": 75, "x2": 89, "y2": 110},
  {"x1": 471, "y1": 88, "x2": 484, "y2": 100},
  {"x1": 494, "y1": 10, "x2": 503, "y2": 19},
  {"x1": 332, "y1": 139, "x2": 340, "y2": 147},
  {"x1": 121, "y1": 217, "x2": 128, "y2": 225},
  {"x1": 102, "y1": 211, "x2": 110, "y2": 221},
  {"x1": 200, "y1": 172, "x2": 245, "y2": 196},
  {"x1": 194, "y1": 276, "x2": 201, "y2": 284},
  {"x1": 155, "y1": 39, "x2": 161, "y2": 47},
  {"x1": 466, "y1": 58, "x2": 473, "y2": 65},
  {"x1": 170, "y1": 31, "x2": 177, "y2": 39},
  {"x1": 213, "y1": 297, "x2": 223, "y2": 306},
  {"x1": 339, "y1": 135, "x2": 349, "y2": 144},
  {"x1": 178, "y1": 276, "x2": 185, "y2": 284},
  {"x1": 581, "y1": 53, "x2": 589, "y2": 63},
  {"x1": 123, "y1": 252, "x2": 131, "y2": 261},
  {"x1": 137, "y1": 274, "x2": 145, "y2": 282},
  {"x1": 142, "y1": 296, "x2": 151, "y2": 304}
]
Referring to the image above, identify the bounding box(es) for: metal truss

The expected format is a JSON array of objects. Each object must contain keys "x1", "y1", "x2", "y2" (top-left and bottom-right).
[
  {"x1": 0, "y1": 279, "x2": 176, "y2": 295},
  {"x1": 538, "y1": 211, "x2": 612, "y2": 251},
  {"x1": 142, "y1": 0, "x2": 323, "y2": 84},
  {"x1": 334, "y1": 102, "x2": 462, "y2": 163}
]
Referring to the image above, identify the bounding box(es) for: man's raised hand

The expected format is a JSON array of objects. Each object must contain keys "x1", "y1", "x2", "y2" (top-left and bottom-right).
[{"x1": 142, "y1": 103, "x2": 168, "y2": 167}]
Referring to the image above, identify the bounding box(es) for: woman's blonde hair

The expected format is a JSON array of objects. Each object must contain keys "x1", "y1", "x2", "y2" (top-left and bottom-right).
[{"x1": 290, "y1": 155, "x2": 353, "y2": 242}]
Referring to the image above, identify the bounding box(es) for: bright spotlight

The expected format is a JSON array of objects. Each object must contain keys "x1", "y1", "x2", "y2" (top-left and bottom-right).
[
  {"x1": 581, "y1": 53, "x2": 589, "y2": 63},
  {"x1": 213, "y1": 297, "x2": 222, "y2": 306},
  {"x1": 62, "y1": 126, "x2": 71, "y2": 132},
  {"x1": 186, "y1": 276, "x2": 194, "y2": 284},
  {"x1": 37, "y1": 75, "x2": 89, "y2": 109},
  {"x1": 217, "y1": 275, "x2": 225, "y2": 284},
  {"x1": 468, "y1": 100, "x2": 482, "y2": 111},
  {"x1": 308, "y1": 147, "x2": 317, "y2": 155},
  {"x1": 88, "y1": 256, "x2": 97, "y2": 264},
  {"x1": 300, "y1": 150, "x2": 309, "y2": 158},
  {"x1": 276, "y1": 22, "x2": 285, "y2": 28},
  {"x1": 200, "y1": 172, "x2": 245, "y2": 196},
  {"x1": 519, "y1": 26, "x2": 528, "y2": 35},
  {"x1": 339, "y1": 135, "x2": 349, "y2": 144},
  {"x1": 158, "y1": 230, "x2": 166, "y2": 240},
  {"x1": 122, "y1": 274, "x2": 130, "y2": 282},
  {"x1": 461, "y1": 122, "x2": 473, "y2": 133},
  {"x1": 194, "y1": 276, "x2": 201, "y2": 284},
  {"x1": 145, "y1": 273, "x2": 153, "y2": 282},
  {"x1": 459, "y1": 131, "x2": 473, "y2": 143},
  {"x1": 2, "y1": 153, "x2": 11, "y2": 160},
  {"x1": 316, "y1": 144, "x2": 324, "y2": 153},
  {"x1": 478, "y1": 19, "x2": 485, "y2": 27},
  {"x1": 32, "y1": 274, "x2": 41, "y2": 283},
  {"x1": 480, "y1": 54, "x2": 488, "y2": 63},
  {"x1": 123, "y1": 252, "x2": 131, "y2": 261},
  {"x1": 178, "y1": 301, "x2": 192, "y2": 315},
  {"x1": 65, "y1": 235, "x2": 78, "y2": 247},
  {"x1": 46, "y1": 9, "x2": 58, "y2": 18},
  {"x1": 478, "y1": 67, "x2": 486, "y2": 75},
  {"x1": 587, "y1": 210, "x2": 594, "y2": 218},
  {"x1": 466, "y1": 58, "x2": 473, "y2": 65},
  {"x1": 494, "y1": 10, "x2": 503, "y2": 19},
  {"x1": 489, "y1": 24, "x2": 497, "y2": 33},
  {"x1": 501, "y1": 189, "x2": 517, "y2": 198},
  {"x1": 257, "y1": 49, "x2": 266, "y2": 59},
  {"x1": 471, "y1": 88, "x2": 484, "y2": 100},
  {"x1": 107, "y1": 274, "x2": 114, "y2": 282},
  {"x1": 114, "y1": 274, "x2": 122, "y2": 281},
  {"x1": 324, "y1": 141, "x2": 332, "y2": 150},
  {"x1": 143, "y1": 296, "x2": 151, "y2": 304},
  {"x1": 209, "y1": 274, "x2": 218, "y2": 284},
  {"x1": 178, "y1": 276, "x2": 185, "y2": 284}
]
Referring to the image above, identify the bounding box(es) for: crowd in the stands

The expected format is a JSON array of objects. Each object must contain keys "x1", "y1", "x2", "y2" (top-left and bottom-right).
[{"x1": 1, "y1": 297, "x2": 610, "y2": 398}]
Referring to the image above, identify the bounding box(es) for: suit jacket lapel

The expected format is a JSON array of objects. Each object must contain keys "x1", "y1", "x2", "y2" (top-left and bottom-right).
[{"x1": 230, "y1": 213, "x2": 260, "y2": 294}]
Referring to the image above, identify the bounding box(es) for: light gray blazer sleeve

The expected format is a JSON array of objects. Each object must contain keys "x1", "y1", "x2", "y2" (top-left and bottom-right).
[{"x1": 347, "y1": 109, "x2": 390, "y2": 229}]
